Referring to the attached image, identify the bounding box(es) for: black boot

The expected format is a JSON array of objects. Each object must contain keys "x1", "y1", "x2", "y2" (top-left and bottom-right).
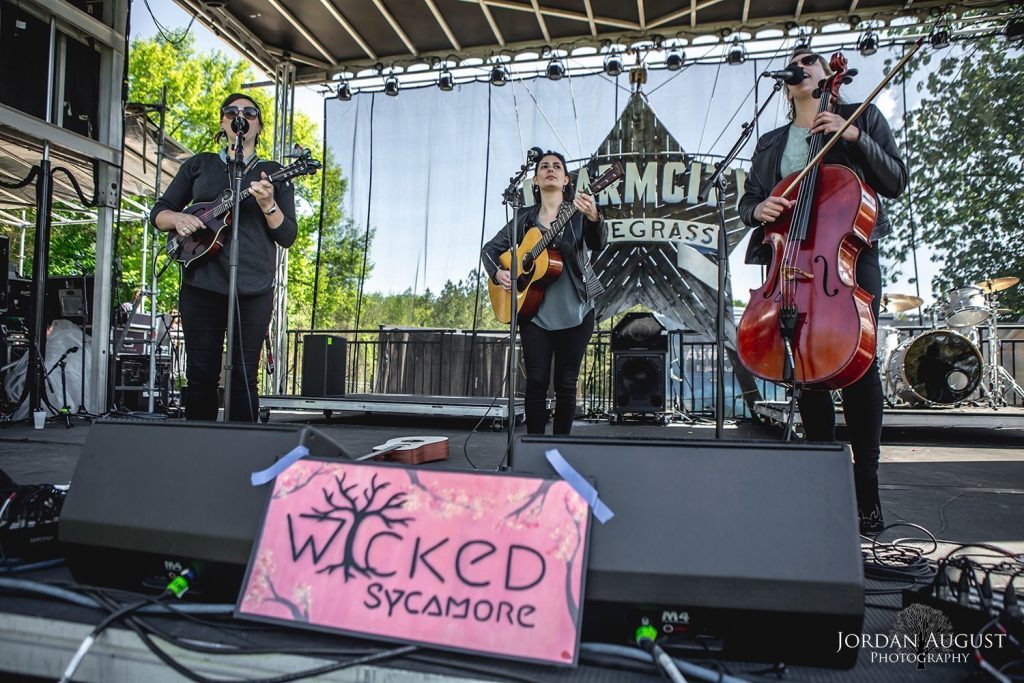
[{"x1": 858, "y1": 504, "x2": 884, "y2": 535}]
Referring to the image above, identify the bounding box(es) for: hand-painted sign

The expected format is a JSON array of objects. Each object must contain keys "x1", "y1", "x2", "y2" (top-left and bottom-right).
[{"x1": 236, "y1": 460, "x2": 591, "y2": 666}]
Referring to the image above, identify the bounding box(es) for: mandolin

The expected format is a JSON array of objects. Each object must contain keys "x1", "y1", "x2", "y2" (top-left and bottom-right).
[
  {"x1": 487, "y1": 162, "x2": 623, "y2": 324},
  {"x1": 164, "y1": 148, "x2": 321, "y2": 268}
]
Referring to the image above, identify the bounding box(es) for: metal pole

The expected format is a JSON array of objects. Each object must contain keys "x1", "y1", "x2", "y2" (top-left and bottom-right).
[{"x1": 147, "y1": 88, "x2": 167, "y2": 412}]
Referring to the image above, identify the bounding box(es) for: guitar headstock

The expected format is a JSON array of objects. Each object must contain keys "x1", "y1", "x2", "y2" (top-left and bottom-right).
[{"x1": 586, "y1": 161, "x2": 625, "y2": 195}]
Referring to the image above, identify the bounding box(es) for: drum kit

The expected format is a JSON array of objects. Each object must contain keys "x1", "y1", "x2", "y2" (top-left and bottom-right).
[{"x1": 878, "y1": 276, "x2": 1024, "y2": 409}]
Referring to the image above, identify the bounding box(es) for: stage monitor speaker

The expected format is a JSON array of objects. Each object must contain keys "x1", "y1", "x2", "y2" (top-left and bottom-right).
[
  {"x1": 62, "y1": 35, "x2": 100, "y2": 140},
  {"x1": 611, "y1": 312, "x2": 668, "y2": 352},
  {"x1": 301, "y1": 334, "x2": 347, "y2": 397},
  {"x1": 59, "y1": 419, "x2": 351, "y2": 601},
  {"x1": 0, "y1": 0, "x2": 50, "y2": 120},
  {"x1": 613, "y1": 351, "x2": 670, "y2": 412},
  {"x1": 513, "y1": 436, "x2": 863, "y2": 668},
  {"x1": 45, "y1": 275, "x2": 95, "y2": 325}
]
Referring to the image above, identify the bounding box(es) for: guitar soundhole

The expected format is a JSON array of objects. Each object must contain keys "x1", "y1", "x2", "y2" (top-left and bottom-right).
[{"x1": 521, "y1": 253, "x2": 535, "y2": 274}]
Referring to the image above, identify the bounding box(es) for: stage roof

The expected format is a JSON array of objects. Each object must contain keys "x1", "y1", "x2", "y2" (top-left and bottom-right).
[
  {"x1": 173, "y1": 0, "x2": 989, "y2": 85},
  {"x1": 0, "y1": 110, "x2": 190, "y2": 218}
]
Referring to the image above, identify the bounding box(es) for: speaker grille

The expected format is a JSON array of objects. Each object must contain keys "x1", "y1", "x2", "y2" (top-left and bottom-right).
[{"x1": 613, "y1": 352, "x2": 668, "y2": 412}]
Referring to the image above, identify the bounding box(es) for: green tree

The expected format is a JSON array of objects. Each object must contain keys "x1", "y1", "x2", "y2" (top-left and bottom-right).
[
  {"x1": 91, "y1": 34, "x2": 367, "y2": 330},
  {"x1": 127, "y1": 34, "x2": 250, "y2": 154},
  {"x1": 884, "y1": 34, "x2": 1024, "y2": 314},
  {"x1": 356, "y1": 269, "x2": 500, "y2": 330},
  {"x1": 288, "y1": 151, "x2": 373, "y2": 330}
]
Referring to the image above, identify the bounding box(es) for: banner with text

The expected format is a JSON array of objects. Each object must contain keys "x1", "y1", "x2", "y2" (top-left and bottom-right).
[{"x1": 236, "y1": 460, "x2": 591, "y2": 666}]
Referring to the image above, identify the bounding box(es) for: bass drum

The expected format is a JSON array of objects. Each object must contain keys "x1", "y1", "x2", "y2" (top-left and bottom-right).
[{"x1": 885, "y1": 329, "x2": 982, "y2": 406}]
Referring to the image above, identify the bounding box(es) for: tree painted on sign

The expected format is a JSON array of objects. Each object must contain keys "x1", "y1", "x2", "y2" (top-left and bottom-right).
[
  {"x1": 302, "y1": 472, "x2": 414, "y2": 581},
  {"x1": 504, "y1": 481, "x2": 586, "y2": 623},
  {"x1": 243, "y1": 549, "x2": 312, "y2": 622}
]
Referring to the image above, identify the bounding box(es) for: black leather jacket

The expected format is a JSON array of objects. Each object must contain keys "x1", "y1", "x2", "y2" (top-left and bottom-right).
[
  {"x1": 739, "y1": 103, "x2": 907, "y2": 265},
  {"x1": 481, "y1": 206, "x2": 606, "y2": 303}
]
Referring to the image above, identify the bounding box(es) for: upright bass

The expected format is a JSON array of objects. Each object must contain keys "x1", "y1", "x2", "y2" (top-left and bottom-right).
[{"x1": 737, "y1": 53, "x2": 878, "y2": 390}]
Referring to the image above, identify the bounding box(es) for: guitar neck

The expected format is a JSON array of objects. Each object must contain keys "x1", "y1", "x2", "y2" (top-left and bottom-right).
[{"x1": 531, "y1": 202, "x2": 578, "y2": 257}]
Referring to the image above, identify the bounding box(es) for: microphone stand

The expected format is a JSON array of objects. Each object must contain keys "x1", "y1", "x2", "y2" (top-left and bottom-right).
[
  {"x1": 222, "y1": 122, "x2": 248, "y2": 422},
  {"x1": 45, "y1": 347, "x2": 78, "y2": 428},
  {"x1": 698, "y1": 78, "x2": 786, "y2": 440},
  {"x1": 498, "y1": 155, "x2": 536, "y2": 471}
]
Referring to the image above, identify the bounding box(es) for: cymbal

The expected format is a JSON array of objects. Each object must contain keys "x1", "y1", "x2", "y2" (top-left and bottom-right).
[
  {"x1": 975, "y1": 276, "x2": 1020, "y2": 293},
  {"x1": 996, "y1": 308, "x2": 1014, "y2": 315},
  {"x1": 881, "y1": 293, "x2": 924, "y2": 313}
]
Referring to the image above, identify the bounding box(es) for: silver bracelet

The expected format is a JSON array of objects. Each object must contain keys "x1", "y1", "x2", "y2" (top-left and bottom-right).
[{"x1": 263, "y1": 203, "x2": 278, "y2": 215}]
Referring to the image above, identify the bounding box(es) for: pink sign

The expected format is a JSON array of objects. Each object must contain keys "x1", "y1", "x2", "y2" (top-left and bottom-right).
[{"x1": 236, "y1": 459, "x2": 591, "y2": 666}]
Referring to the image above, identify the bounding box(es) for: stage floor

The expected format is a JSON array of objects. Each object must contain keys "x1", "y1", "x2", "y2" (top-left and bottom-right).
[{"x1": 0, "y1": 413, "x2": 1022, "y2": 682}]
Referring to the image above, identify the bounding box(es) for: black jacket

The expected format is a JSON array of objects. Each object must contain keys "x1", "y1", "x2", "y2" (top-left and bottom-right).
[
  {"x1": 481, "y1": 205, "x2": 606, "y2": 304},
  {"x1": 151, "y1": 152, "x2": 298, "y2": 296},
  {"x1": 739, "y1": 103, "x2": 907, "y2": 265}
]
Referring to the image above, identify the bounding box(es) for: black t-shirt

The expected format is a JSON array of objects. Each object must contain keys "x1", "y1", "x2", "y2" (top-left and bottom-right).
[{"x1": 151, "y1": 152, "x2": 298, "y2": 296}]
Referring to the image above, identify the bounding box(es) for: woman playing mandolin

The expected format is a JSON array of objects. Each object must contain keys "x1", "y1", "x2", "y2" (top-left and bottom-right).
[
  {"x1": 151, "y1": 94, "x2": 297, "y2": 422},
  {"x1": 739, "y1": 48, "x2": 907, "y2": 534},
  {"x1": 482, "y1": 151, "x2": 605, "y2": 435}
]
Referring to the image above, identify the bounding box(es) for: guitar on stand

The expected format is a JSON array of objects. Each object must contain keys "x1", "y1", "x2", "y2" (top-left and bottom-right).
[
  {"x1": 488, "y1": 162, "x2": 623, "y2": 323},
  {"x1": 163, "y1": 148, "x2": 321, "y2": 268}
]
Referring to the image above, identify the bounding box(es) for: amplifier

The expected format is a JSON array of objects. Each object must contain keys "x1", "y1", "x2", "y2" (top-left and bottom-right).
[{"x1": 513, "y1": 435, "x2": 864, "y2": 668}]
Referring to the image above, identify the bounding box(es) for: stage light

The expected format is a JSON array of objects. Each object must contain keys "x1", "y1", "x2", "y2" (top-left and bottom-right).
[
  {"x1": 546, "y1": 57, "x2": 565, "y2": 80},
  {"x1": 665, "y1": 48, "x2": 684, "y2": 71},
  {"x1": 858, "y1": 31, "x2": 879, "y2": 56},
  {"x1": 930, "y1": 27, "x2": 951, "y2": 49},
  {"x1": 438, "y1": 68, "x2": 454, "y2": 91},
  {"x1": 1007, "y1": 18, "x2": 1024, "y2": 40},
  {"x1": 489, "y1": 63, "x2": 508, "y2": 86},
  {"x1": 604, "y1": 52, "x2": 624, "y2": 77},
  {"x1": 726, "y1": 40, "x2": 747, "y2": 65},
  {"x1": 383, "y1": 74, "x2": 400, "y2": 96},
  {"x1": 336, "y1": 81, "x2": 352, "y2": 101}
]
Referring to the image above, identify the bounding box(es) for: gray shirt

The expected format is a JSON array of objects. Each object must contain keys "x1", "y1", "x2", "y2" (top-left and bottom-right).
[
  {"x1": 780, "y1": 124, "x2": 811, "y2": 177},
  {"x1": 531, "y1": 218, "x2": 593, "y2": 331}
]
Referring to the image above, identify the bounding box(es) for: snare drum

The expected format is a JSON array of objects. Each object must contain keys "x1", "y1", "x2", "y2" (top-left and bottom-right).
[
  {"x1": 941, "y1": 286, "x2": 990, "y2": 327},
  {"x1": 884, "y1": 329, "x2": 982, "y2": 405}
]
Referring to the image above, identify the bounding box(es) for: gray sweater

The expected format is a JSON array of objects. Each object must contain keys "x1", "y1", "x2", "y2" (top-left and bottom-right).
[{"x1": 151, "y1": 152, "x2": 298, "y2": 295}]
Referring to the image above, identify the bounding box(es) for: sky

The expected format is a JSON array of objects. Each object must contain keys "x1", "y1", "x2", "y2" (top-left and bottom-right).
[{"x1": 130, "y1": 0, "x2": 943, "y2": 313}]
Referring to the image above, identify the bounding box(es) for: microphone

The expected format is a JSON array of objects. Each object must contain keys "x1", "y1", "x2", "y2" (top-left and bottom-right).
[
  {"x1": 67, "y1": 346, "x2": 80, "y2": 354},
  {"x1": 231, "y1": 116, "x2": 250, "y2": 135},
  {"x1": 762, "y1": 66, "x2": 808, "y2": 86},
  {"x1": 526, "y1": 146, "x2": 544, "y2": 162}
]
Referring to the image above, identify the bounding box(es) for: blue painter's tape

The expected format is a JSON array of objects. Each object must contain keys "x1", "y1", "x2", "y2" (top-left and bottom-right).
[
  {"x1": 544, "y1": 449, "x2": 614, "y2": 524},
  {"x1": 251, "y1": 445, "x2": 310, "y2": 486}
]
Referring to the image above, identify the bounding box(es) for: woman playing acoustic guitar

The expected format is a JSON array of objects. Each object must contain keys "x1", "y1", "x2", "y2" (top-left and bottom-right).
[
  {"x1": 739, "y1": 49, "x2": 907, "y2": 534},
  {"x1": 152, "y1": 94, "x2": 297, "y2": 422},
  {"x1": 482, "y1": 151, "x2": 605, "y2": 435}
]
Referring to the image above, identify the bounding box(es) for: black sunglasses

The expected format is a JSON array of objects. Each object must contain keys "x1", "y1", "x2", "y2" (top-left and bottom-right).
[
  {"x1": 789, "y1": 54, "x2": 820, "y2": 68},
  {"x1": 221, "y1": 105, "x2": 259, "y2": 121}
]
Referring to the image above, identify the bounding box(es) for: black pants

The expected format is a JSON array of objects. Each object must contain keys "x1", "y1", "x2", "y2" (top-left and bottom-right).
[
  {"x1": 179, "y1": 284, "x2": 274, "y2": 422},
  {"x1": 797, "y1": 245, "x2": 884, "y2": 522},
  {"x1": 519, "y1": 310, "x2": 595, "y2": 435}
]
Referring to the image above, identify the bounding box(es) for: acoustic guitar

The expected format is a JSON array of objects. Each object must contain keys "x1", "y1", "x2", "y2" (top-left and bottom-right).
[
  {"x1": 359, "y1": 436, "x2": 449, "y2": 465},
  {"x1": 487, "y1": 162, "x2": 623, "y2": 324},
  {"x1": 164, "y1": 148, "x2": 322, "y2": 268}
]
